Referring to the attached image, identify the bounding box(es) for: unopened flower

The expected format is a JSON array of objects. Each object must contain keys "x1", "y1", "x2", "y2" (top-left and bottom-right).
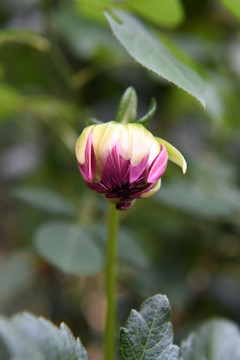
[{"x1": 75, "y1": 121, "x2": 186, "y2": 210}]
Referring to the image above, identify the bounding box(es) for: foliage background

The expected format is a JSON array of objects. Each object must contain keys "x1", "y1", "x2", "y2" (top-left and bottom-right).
[{"x1": 0, "y1": 0, "x2": 240, "y2": 359}]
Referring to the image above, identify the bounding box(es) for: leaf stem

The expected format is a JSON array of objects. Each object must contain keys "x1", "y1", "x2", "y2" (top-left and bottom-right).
[{"x1": 104, "y1": 203, "x2": 119, "y2": 360}]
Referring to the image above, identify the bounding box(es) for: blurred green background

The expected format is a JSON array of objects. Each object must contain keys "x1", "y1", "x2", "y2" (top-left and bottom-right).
[{"x1": 0, "y1": 0, "x2": 240, "y2": 359}]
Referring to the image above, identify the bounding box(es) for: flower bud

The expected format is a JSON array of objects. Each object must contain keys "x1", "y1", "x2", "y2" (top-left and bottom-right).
[{"x1": 76, "y1": 121, "x2": 186, "y2": 210}]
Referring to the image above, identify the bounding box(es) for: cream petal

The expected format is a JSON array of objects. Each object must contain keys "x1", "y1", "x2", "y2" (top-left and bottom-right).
[
  {"x1": 75, "y1": 125, "x2": 94, "y2": 164},
  {"x1": 118, "y1": 125, "x2": 130, "y2": 161},
  {"x1": 156, "y1": 137, "x2": 187, "y2": 174},
  {"x1": 92, "y1": 122, "x2": 120, "y2": 158},
  {"x1": 125, "y1": 123, "x2": 159, "y2": 166}
]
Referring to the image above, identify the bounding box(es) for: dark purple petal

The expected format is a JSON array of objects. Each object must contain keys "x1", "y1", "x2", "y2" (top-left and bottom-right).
[
  {"x1": 101, "y1": 144, "x2": 131, "y2": 188},
  {"x1": 101, "y1": 143, "x2": 122, "y2": 188},
  {"x1": 78, "y1": 134, "x2": 96, "y2": 183},
  {"x1": 146, "y1": 145, "x2": 168, "y2": 183}
]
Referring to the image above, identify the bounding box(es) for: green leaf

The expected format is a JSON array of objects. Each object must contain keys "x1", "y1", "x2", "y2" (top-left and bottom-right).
[
  {"x1": 13, "y1": 187, "x2": 76, "y2": 216},
  {"x1": 180, "y1": 319, "x2": 240, "y2": 360},
  {"x1": 34, "y1": 222, "x2": 104, "y2": 275},
  {"x1": 105, "y1": 10, "x2": 206, "y2": 108},
  {"x1": 0, "y1": 30, "x2": 51, "y2": 51},
  {"x1": 119, "y1": 294, "x2": 179, "y2": 360},
  {"x1": 137, "y1": 98, "x2": 157, "y2": 126},
  {"x1": 128, "y1": 0, "x2": 184, "y2": 28},
  {"x1": 219, "y1": 0, "x2": 240, "y2": 20},
  {"x1": 0, "y1": 312, "x2": 88, "y2": 360},
  {"x1": 116, "y1": 86, "x2": 138, "y2": 124}
]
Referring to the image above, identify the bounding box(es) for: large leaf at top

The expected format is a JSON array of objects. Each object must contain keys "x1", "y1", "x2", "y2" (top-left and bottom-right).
[
  {"x1": 0, "y1": 312, "x2": 88, "y2": 360},
  {"x1": 105, "y1": 10, "x2": 206, "y2": 108},
  {"x1": 119, "y1": 294, "x2": 179, "y2": 360},
  {"x1": 219, "y1": 0, "x2": 240, "y2": 20},
  {"x1": 180, "y1": 319, "x2": 240, "y2": 360},
  {"x1": 128, "y1": 0, "x2": 184, "y2": 28},
  {"x1": 34, "y1": 221, "x2": 104, "y2": 275}
]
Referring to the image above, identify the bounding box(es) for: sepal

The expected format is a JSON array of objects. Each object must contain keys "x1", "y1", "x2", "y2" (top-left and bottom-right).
[
  {"x1": 115, "y1": 86, "x2": 137, "y2": 124},
  {"x1": 137, "y1": 97, "x2": 157, "y2": 127}
]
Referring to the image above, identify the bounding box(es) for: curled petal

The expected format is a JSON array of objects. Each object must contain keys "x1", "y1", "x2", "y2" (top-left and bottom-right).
[{"x1": 156, "y1": 137, "x2": 187, "y2": 174}]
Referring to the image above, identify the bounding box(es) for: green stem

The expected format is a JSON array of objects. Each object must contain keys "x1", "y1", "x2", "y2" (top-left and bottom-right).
[{"x1": 105, "y1": 203, "x2": 119, "y2": 360}]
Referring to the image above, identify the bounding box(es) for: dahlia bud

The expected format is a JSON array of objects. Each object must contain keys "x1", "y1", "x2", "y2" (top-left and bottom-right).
[{"x1": 75, "y1": 121, "x2": 186, "y2": 210}]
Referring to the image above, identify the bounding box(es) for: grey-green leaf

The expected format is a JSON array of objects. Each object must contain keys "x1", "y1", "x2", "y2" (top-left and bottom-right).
[
  {"x1": 0, "y1": 312, "x2": 88, "y2": 360},
  {"x1": 105, "y1": 10, "x2": 206, "y2": 108},
  {"x1": 116, "y1": 86, "x2": 138, "y2": 124},
  {"x1": 119, "y1": 294, "x2": 179, "y2": 360},
  {"x1": 34, "y1": 222, "x2": 104, "y2": 275},
  {"x1": 180, "y1": 319, "x2": 240, "y2": 360},
  {"x1": 13, "y1": 187, "x2": 76, "y2": 216}
]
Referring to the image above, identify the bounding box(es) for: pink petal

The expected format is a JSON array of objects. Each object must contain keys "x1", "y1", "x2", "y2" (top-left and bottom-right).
[
  {"x1": 78, "y1": 134, "x2": 96, "y2": 183},
  {"x1": 129, "y1": 155, "x2": 149, "y2": 183},
  {"x1": 146, "y1": 145, "x2": 168, "y2": 183}
]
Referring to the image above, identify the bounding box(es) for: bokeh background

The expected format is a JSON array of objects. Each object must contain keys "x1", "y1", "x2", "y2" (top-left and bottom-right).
[{"x1": 0, "y1": 0, "x2": 240, "y2": 359}]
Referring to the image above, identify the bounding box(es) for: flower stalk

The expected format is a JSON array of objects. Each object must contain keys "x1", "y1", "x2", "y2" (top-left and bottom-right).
[{"x1": 104, "y1": 203, "x2": 119, "y2": 360}]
